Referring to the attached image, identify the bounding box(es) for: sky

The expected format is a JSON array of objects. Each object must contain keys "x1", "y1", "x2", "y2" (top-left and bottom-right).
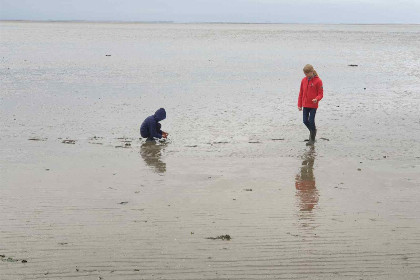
[{"x1": 1, "y1": 0, "x2": 419, "y2": 24}]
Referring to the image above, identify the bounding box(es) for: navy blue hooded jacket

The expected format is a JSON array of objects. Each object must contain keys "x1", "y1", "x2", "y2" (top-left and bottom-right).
[{"x1": 140, "y1": 108, "x2": 166, "y2": 139}]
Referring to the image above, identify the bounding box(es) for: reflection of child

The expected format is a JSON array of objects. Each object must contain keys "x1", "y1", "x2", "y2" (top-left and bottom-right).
[
  {"x1": 298, "y1": 64, "x2": 323, "y2": 145},
  {"x1": 140, "y1": 142, "x2": 166, "y2": 173},
  {"x1": 140, "y1": 108, "x2": 168, "y2": 141},
  {"x1": 295, "y1": 147, "x2": 318, "y2": 211}
]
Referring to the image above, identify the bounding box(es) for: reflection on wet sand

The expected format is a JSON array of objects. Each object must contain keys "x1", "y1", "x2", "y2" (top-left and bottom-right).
[
  {"x1": 140, "y1": 141, "x2": 166, "y2": 173},
  {"x1": 295, "y1": 146, "x2": 319, "y2": 212}
]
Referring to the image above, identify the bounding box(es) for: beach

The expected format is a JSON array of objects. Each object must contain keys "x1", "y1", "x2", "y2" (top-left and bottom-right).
[{"x1": 1, "y1": 22, "x2": 420, "y2": 279}]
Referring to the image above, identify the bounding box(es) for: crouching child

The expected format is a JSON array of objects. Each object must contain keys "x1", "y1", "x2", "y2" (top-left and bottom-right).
[{"x1": 140, "y1": 108, "x2": 168, "y2": 141}]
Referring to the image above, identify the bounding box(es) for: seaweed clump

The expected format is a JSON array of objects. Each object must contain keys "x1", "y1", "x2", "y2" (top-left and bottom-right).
[{"x1": 206, "y1": 235, "x2": 231, "y2": 241}]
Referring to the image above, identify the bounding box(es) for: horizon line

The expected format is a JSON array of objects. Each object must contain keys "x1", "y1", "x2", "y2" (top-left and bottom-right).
[{"x1": 1, "y1": 19, "x2": 419, "y2": 25}]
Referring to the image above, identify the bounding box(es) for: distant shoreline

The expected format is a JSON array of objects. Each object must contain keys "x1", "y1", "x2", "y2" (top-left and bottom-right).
[{"x1": 0, "y1": 20, "x2": 419, "y2": 25}]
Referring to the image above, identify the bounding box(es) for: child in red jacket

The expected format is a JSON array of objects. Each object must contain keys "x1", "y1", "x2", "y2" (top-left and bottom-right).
[{"x1": 298, "y1": 64, "x2": 323, "y2": 145}]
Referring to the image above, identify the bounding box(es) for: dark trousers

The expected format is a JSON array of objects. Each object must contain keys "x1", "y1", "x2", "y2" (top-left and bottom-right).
[
  {"x1": 142, "y1": 123, "x2": 162, "y2": 141},
  {"x1": 303, "y1": 107, "x2": 317, "y2": 131}
]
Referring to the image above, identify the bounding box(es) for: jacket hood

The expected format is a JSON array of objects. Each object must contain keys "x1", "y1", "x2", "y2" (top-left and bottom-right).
[{"x1": 153, "y1": 108, "x2": 166, "y2": 122}]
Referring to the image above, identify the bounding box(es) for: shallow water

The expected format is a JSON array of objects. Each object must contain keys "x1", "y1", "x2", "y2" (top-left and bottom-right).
[{"x1": 1, "y1": 22, "x2": 420, "y2": 279}]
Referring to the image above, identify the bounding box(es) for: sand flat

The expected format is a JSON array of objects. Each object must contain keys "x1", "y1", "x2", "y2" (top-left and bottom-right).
[{"x1": 1, "y1": 22, "x2": 420, "y2": 279}]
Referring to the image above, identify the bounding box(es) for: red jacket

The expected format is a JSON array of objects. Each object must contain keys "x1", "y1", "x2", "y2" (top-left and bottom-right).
[{"x1": 298, "y1": 76, "x2": 323, "y2": 109}]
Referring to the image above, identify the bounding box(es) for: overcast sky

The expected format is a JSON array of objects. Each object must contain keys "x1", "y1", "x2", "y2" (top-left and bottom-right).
[{"x1": 1, "y1": 0, "x2": 419, "y2": 24}]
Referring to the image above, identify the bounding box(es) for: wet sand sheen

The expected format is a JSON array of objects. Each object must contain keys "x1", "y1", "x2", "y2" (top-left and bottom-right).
[
  {"x1": 2, "y1": 141, "x2": 420, "y2": 279},
  {"x1": 1, "y1": 22, "x2": 420, "y2": 279}
]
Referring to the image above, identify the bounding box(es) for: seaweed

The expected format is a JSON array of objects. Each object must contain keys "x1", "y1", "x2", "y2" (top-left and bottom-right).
[{"x1": 206, "y1": 235, "x2": 231, "y2": 241}]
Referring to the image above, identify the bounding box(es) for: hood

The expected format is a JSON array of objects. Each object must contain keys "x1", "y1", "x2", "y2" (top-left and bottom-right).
[{"x1": 153, "y1": 108, "x2": 166, "y2": 122}]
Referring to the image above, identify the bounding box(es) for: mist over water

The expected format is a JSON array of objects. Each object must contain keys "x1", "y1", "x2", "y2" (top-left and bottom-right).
[{"x1": 1, "y1": 22, "x2": 420, "y2": 279}]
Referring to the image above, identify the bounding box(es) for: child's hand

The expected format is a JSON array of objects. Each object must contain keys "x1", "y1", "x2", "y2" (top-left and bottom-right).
[
  {"x1": 298, "y1": 107, "x2": 302, "y2": 111},
  {"x1": 162, "y1": 132, "x2": 168, "y2": 138},
  {"x1": 312, "y1": 99, "x2": 318, "y2": 103}
]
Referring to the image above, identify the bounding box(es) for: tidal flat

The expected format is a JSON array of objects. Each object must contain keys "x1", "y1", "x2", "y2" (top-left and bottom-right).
[{"x1": 1, "y1": 22, "x2": 420, "y2": 279}]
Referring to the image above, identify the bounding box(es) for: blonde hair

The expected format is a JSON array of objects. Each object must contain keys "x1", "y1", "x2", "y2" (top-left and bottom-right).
[{"x1": 303, "y1": 64, "x2": 318, "y2": 77}]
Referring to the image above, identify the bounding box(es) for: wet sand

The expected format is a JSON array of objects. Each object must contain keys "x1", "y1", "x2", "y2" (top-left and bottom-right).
[
  {"x1": 2, "y1": 139, "x2": 420, "y2": 279},
  {"x1": 1, "y1": 22, "x2": 420, "y2": 279}
]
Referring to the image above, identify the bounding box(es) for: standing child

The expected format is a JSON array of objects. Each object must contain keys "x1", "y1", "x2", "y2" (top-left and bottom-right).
[
  {"x1": 298, "y1": 64, "x2": 323, "y2": 145},
  {"x1": 140, "y1": 108, "x2": 168, "y2": 141}
]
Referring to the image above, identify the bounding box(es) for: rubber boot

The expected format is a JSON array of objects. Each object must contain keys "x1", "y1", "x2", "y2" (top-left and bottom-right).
[
  {"x1": 312, "y1": 129, "x2": 317, "y2": 142},
  {"x1": 305, "y1": 132, "x2": 311, "y2": 142},
  {"x1": 306, "y1": 130, "x2": 315, "y2": 146}
]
